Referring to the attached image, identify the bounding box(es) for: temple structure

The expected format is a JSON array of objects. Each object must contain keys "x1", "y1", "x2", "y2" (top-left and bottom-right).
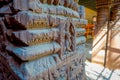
[
  {"x1": 92, "y1": 0, "x2": 120, "y2": 69},
  {"x1": 0, "y1": 0, "x2": 87, "y2": 80}
]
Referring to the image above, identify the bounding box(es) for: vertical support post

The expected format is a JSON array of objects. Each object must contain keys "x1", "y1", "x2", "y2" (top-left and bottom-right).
[{"x1": 104, "y1": 0, "x2": 112, "y2": 67}]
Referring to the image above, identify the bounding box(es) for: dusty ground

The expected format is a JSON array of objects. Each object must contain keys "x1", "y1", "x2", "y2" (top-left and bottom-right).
[
  {"x1": 85, "y1": 61, "x2": 120, "y2": 80},
  {"x1": 84, "y1": 38, "x2": 120, "y2": 80}
]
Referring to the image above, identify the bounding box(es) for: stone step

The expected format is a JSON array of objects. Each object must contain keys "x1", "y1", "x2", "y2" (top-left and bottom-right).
[
  {"x1": 6, "y1": 42, "x2": 61, "y2": 61},
  {"x1": 12, "y1": 28, "x2": 59, "y2": 46}
]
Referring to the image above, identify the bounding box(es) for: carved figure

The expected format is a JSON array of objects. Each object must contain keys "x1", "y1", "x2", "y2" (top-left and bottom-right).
[
  {"x1": 65, "y1": 31, "x2": 72, "y2": 52},
  {"x1": 0, "y1": 0, "x2": 87, "y2": 80}
]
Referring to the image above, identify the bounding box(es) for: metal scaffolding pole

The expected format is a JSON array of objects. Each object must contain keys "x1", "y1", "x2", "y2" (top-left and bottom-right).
[{"x1": 104, "y1": 0, "x2": 113, "y2": 67}]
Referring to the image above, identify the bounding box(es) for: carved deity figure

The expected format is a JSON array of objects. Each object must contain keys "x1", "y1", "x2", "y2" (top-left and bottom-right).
[
  {"x1": 65, "y1": 22, "x2": 75, "y2": 52},
  {"x1": 65, "y1": 31, "x2": 72, "y2": 52}
]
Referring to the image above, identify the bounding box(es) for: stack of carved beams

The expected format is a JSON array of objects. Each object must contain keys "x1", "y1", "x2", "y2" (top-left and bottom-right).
[
  {"x1": 0, "y1": 0, "x2": 88, "y2": 80},
  {"x1": 96, "y1": 0, "x2": 120, "y2": 28},
  {"x1": 111, "y1": 0, "x2": 120, "y2": 21}
]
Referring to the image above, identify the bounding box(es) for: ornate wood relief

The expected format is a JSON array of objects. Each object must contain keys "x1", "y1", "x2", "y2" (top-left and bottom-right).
[{"x1": 0, "y1": 0, "x2": 88, "y2": 80}]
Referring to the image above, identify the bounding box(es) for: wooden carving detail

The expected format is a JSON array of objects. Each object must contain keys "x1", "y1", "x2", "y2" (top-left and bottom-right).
[
  {"x1": 40, "y1": 0, "x2": 47, "y2": 4},
  {"x1": 65, "y1": 21, "x2": 76, "y2": 52},
  {"x1": 0, "y1": 0, "x2": 87, "y2": 80},
  {"x1": 53, "y1": 0, "x2": 60, "y2": 5}
]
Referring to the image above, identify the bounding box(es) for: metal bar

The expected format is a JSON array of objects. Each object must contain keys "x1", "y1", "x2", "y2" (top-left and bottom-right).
[{"x1": 104, "y1": 0, "x2": 113, "y2": 67}]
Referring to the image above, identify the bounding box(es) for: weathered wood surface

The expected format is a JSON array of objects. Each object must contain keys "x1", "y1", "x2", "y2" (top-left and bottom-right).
[{"x1": 0, "y1": 0, "x2": 88, "y2": 80}]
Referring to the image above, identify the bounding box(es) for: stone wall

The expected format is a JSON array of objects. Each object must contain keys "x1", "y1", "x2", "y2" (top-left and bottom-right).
[{"x1": 0, "y1": 0, "x2": 88, "y2": 80}]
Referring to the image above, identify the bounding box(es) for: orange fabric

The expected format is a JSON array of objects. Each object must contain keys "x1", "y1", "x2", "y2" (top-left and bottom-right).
[{"x1": 84, "y1": 24, "x2": 94, "y2": 39}]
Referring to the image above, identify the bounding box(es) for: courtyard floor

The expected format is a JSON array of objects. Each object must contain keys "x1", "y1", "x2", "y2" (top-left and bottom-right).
[{"x1": 84, "y1": 38, "x2": 120, "y2": 80}]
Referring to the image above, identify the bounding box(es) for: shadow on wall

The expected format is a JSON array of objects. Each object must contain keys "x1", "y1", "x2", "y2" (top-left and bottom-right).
[
  {"x1": 79, "y1": 0, "x2": 120, "y2": 70},
  {"x1": 92, "y1": 21, "x2": 120, "y2": 70}
]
